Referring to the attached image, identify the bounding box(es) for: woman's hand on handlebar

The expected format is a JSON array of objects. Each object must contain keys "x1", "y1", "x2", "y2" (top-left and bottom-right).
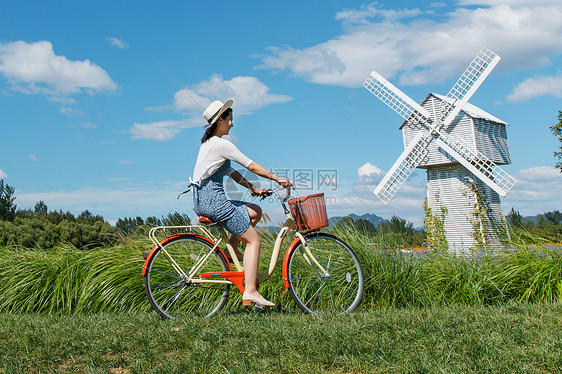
[
  {"x1": 251, "y1": 186, "x2": 272, "y2": 199},
  {"x1": 276, "y1": 178, "x2": 294, "y2": 188}
]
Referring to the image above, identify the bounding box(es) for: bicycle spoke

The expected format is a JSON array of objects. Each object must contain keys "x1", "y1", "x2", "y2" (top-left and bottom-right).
[
  {"x1": 325, "y1": 254, "x2": 332, "y2": 272},
  {"x1": 149, "y1": 268, "x2": 181, "y2": 280},
  {"x1": 289, "y1": 275, "x2": 325, "y2": 281},
  {"x1": 160, "y1": 285, "x2": 187, "y2": 311},
  {"x1": 287, "y1": 233, "x2": 364, "y2": 314},
  {"x1": 151, "y1": 282, "x2": 182, "y2": 289},
  {"x1": 303, "y1": 280, "x2": 327, "y2": 309},
  {"x1": 144, "y1": 235, "x2": 230, "y2": 319}
]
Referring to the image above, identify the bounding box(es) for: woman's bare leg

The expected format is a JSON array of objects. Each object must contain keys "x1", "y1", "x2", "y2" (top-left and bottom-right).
[
  {"x1": 236, "y1": 225, "x2": 273, "y2": 306},
  {"x1": 230, "y1": 204, "x2": 262, "y2": 253},
  {"x1": 235, "y1": 225, "x2": 262, "y2": 293}
]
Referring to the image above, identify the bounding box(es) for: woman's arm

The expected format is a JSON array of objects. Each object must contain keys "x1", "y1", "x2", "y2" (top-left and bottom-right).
[
  {"x1": 229, "y1": 169, "x2": 270, "y2": 197},
  {"x1": 229, "y1": 170, "x2": 258, "y2": 193},
  {"x1": 247, "y1": 162, "x2": 294, "y2": 188},
  {"x1": 228, "y1": 162, "x2": 294, "y2": 196}
]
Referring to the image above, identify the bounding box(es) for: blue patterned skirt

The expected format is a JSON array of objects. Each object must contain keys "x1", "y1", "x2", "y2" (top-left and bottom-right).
[{"x1": 192, "y1": 160, "x2": 251, "y2": 237}]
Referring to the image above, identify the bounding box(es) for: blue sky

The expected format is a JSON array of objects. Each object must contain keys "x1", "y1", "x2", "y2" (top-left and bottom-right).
[{"x1": 1, "y1": 0, "x2": 561, "y2": 226}]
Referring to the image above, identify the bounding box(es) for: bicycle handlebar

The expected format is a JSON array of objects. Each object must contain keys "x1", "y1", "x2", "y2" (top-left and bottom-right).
[{"x1": 266, "y1": 186, "x2": 292, "y2": 204}]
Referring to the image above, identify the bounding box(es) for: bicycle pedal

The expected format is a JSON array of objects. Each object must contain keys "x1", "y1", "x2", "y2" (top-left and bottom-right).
[{"x1": 242, "y1": 299, "x2": 265, "y2": 310}]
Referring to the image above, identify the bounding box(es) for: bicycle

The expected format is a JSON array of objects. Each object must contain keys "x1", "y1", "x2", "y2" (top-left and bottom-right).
[{"x1": 142, "y1": 187, "x2": 364, "y2": 318}]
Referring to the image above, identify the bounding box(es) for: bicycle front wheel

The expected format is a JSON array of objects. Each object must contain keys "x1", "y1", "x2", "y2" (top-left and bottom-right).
[
  {"x1": 144, "y1": 234, "x2": 230, "y2": 319},
  {"x1": 287, "y1": 232, "x2": 364, "y2": 314}
]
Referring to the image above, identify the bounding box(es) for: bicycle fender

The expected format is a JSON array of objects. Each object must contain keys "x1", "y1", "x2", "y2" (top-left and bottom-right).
[
  {"x1": 141, "y1": 233, "x2": 230, "y2": 275},
  {"x1": 281, "y1": 236, "x2": 307, "y2": 289}
]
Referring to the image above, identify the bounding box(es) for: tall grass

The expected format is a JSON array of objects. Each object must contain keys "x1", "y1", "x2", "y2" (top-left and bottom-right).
[
  {"x1": 332, "y1": 225, "x2": 562, "y2": 308},
  {"x1": 0, "y1": 243, "x2": 150, "y2": 314},
  {"x1": 0, "y1": 228, "x2": 561, "y2": 314}
]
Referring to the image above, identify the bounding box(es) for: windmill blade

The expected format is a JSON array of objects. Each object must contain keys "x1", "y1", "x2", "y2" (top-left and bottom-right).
[
  {"x1": 447, "y1": 47, "x2": 501, "y2": 102},
  {"x1": 374, "y1": 132, "x2": 431, "y2": 204},
  {"x1": 364, "y1": 71, "x2": 433, "y2": 128},
  {"x1": 436, "y1": 47, "x2": 501, "y2": 130},
  {"x1": 435, "y1": 135, "x2": 516, "y2": 197}
]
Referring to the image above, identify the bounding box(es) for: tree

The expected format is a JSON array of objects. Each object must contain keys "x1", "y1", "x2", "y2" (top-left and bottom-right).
[
  {"x1": 506, "y1": 207, "x2": 523, "y2": 227},
  {"x1": 354, "y1": 219, "x2": 377, "y2": 235},
  {"x1": 0, "y1": 180, "x2": 17, "y2": 221},
  {"x1": 115, "y1": 216, "x2": 147, "y2": 236},
  {"x1": 541, "y1": 210, "x2": 562, "y2": 225},
  {"x1": 145, "y1": 216, "x2": 162, "y2": 226},
  {"x1": 332, "y1": 216, "x2": 356, "y2": 233},
  {"x1": 379, "y1": 215, "x2": 414, "y2": 235},
  {"x1": 34, "y1": 201, "x2": 48, "y2": 216},
  {"x1": 550, "y1": 110, "x2": 562, "y2": 172},
  {"x1": 162, "y1": 212, "x2": 191, "y2": 226},
  {"x1": 77, "y1": 210, "x2": 104, "y2": 224}
]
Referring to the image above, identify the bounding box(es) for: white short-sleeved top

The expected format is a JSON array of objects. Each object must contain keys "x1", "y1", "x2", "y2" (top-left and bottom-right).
[{"x1": 191, "y1": 136, "x2": 253, "y2": 184}]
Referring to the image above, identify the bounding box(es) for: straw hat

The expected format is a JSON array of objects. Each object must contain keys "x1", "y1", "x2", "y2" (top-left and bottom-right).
[{"x1": 203, "y1": 99, "x2": 233, "y2": 125}]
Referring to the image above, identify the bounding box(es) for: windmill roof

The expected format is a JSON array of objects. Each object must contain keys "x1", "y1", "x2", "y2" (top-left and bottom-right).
[{"x1": 431, "y1": 93, "x2": 508, "y2": 125}]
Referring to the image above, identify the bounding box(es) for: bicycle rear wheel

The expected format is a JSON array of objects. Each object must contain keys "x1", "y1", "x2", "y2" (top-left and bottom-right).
[
  {"x1": 287, "y1": 232, "x2": 364, "y2": 314},
  {"x1": 144, "y1": 234, "x2": 230, "y2": 319}
]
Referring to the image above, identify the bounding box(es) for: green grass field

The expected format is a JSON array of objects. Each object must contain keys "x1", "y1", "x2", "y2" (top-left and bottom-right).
[
  {"x1": 1, "y1": 303, "x2": 561, "y2": 373},
  {"x1": 0, "y1": 230, "x2": 561, "y2": 373}
]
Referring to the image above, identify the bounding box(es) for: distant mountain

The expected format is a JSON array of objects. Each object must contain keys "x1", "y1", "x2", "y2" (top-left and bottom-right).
[
  {"x1": 522, "y1": 215, "x2": 538, "y2": 224},
  {"x1": 259, "y1": 213, "x2": 388, "y2": 233},
  {"x1": 328, "y1": 213, "x2": 387, "y2": 228}
]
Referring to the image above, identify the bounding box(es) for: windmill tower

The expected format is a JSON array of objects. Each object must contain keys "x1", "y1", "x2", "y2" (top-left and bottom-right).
[{"x1": 363, "y1": 47, "x2": 516, "y2": 253}]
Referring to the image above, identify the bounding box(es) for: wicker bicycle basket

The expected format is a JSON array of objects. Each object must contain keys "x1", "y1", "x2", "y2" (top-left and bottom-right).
[{"x1": 288, "y1": 193, "x2": 328, "y2": 230}]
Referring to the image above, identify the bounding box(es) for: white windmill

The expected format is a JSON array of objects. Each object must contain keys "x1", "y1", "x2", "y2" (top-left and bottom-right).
[{"x1": 363, "y1": 47, "x2": 516, "y2": 253}]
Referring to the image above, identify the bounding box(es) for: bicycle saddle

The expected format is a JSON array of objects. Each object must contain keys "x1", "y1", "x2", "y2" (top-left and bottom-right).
[{"x1": 199, "y1": 216, "x2": 215, "y2": 225}]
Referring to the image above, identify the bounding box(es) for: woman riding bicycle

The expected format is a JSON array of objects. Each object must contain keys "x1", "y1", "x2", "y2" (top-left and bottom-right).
[{"x1": 189, "y1": 99, "x2": 294, "y2": 308}]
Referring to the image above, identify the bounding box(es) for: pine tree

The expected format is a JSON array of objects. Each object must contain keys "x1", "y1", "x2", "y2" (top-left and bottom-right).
[{"x1": 0, "y1": 180, "x2": 17, "y2": 221}]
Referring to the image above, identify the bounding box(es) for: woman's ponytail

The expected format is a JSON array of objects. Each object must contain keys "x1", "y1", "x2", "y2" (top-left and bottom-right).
[{"x1": 201, "y1": 123, "x2": 217, "y2": 143}]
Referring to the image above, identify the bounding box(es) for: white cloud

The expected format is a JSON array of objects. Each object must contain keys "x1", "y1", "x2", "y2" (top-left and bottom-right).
[
  {"x1": 328, "y1": 163, "x2": 562, "y2": 226},
  {"x1": 357, "y1": 161, "x2": 385, "y2": 184},
  {"x1": 317, "y1": 162, "x2": 427, "y2": 226},
  {"x1": 81, "y1": 122, "x2": 97, "y2": 130},
  {"x1": 336, "y1": 3, "x2": 423, "y2": 26},
  {"x1": 0, "y1": 40, "x2": 117, "y2": 96},
  {"x1": 517, "y1": 166, "x2": 561, "y2": 181},
  {"x1": 258, "y1": 2, "x2": 562, "y2": 87},
  {"x1": 105, "y1": 37, "x2": 129, "y2": 49},
  {"x1": 458, "y1": 0, "x2": 561, "y2": 5},
  {"x1": 137, "y1": 74, "x2": 292, "y2": 141},
  {"x1": 506, "y1": 73, "x2": 562, "y2": 102},
  {"x1": 59, "y1": 106, "x2": 85, "y2": 116},
  {"x1": 503, "y1": 166, "x2": 562, "y2": 215},
  {"x1": 330, "y1": 185, "x2": 426, "y2": 226},
  {"x1": 336, "y1": 163, "x2": 562, "y2": 225},
  {"x1": 0, "y1": 169, "x2": 7, "y2": 178},
  {"x1": 15, "y1": 181, "x2": 188, "y2": 221},
  {"x1": 48, "y1": 96, "x2": 77, "y2": 105},
  {"x1": 28, "y1": 155, "x2": 39, "y2": 162},
  {"x1": 171, "y1": 74, "x2": 292, "y2": 115},
  {"x1": 129, "y1": 119, "x2": 200, "y2": 141}
]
